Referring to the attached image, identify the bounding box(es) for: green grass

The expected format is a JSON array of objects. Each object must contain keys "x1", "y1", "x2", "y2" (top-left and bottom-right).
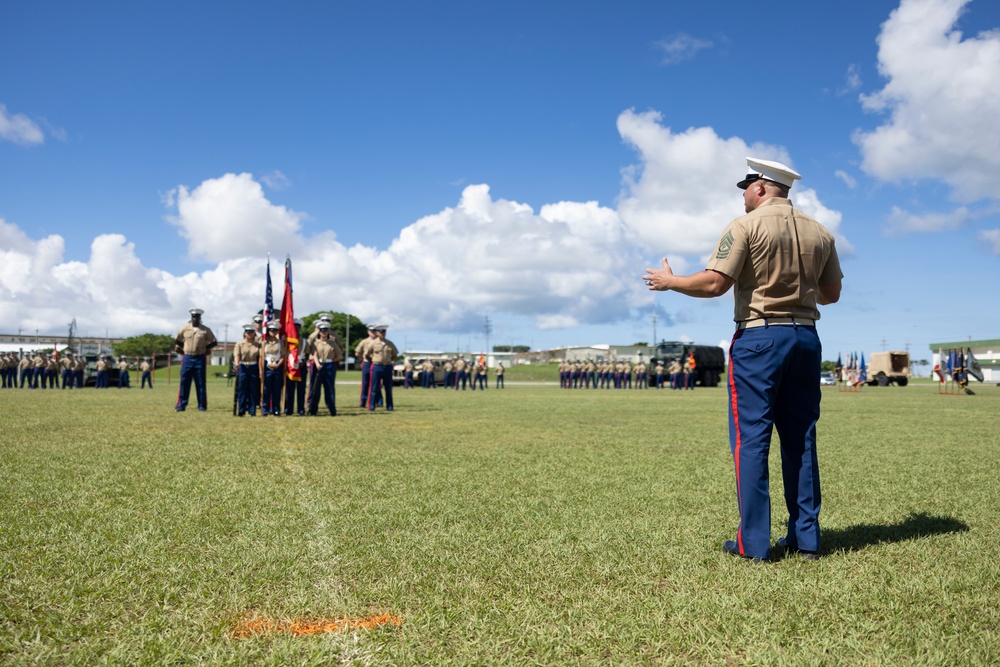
[{"x1": 1, "y1": 379, "x2": 998, "y2": 665}]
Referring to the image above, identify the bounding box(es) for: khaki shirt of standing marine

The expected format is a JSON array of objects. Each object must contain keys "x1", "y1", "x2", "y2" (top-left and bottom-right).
[
  {"x1": 175, "y1": 322, "x2": 218, "y2": 355},
  {"x1": 706, "y1": 197, "x2": 842, "y2": 323},
  {"x1": 368, "y1": 338, "x2": 398, "y2": 365}
]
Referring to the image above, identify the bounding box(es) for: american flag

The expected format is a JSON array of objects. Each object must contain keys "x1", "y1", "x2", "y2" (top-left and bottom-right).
[{"x1": 263, "y1": 256, "x2": 274, "y2": 327}]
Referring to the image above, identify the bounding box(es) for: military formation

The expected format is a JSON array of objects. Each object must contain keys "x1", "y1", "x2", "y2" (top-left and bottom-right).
[
  {"x1": 557, "y1": 358, "x2": 695, "y2": 390},
  {"x1": 396, "y1": 355, "x2": 501, "y2": 390},
  {"x1": 0, "y1": 350, "x2": 154, "y2": 390},
  {"x1": 227, "y1": 310, "x2": 399, "y2": 417}
]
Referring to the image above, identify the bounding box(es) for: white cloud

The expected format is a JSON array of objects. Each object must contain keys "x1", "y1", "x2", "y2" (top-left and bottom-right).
[
  {"x1": 166, "y1": 172, "x2": 306, "y2": 263},
  {"x1": 885, "y1": 205, "x2": 970, "y2": 234},
  {"x1": 835, "y1": 169, "x2": 858, "y2": 189},
  {"x1": 654, "y1": 34, "x2": 713, "y2": 65},
  {"x1": 615, "y1": 109, "x2": 849, "y2": 257},
  {"x1": 839, "y1": 64, "x2": 863, "y2": 95},
  {"x1": 261, "y1": 170, "x2": 291, "y2": 190},
  {"x1": 0, "y1": 103, "x2": 44, "y2": 146},
  {"x1": 854, "y1": 0, "x2": 1000, "y2": 202},
  {"x1": 1, "y1": 111, "x2": 850, "y2": 338},
  {"x1": 979, "y1": 228, "x2": 1000, "y2": 254}
]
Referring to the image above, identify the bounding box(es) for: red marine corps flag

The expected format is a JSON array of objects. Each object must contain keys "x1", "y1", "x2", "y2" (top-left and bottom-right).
[{"x1": 279, "y1": 256, "x2": 301, "y2": 382}]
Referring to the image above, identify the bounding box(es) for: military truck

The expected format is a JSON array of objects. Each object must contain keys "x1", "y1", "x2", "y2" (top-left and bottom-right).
[
  {"x1": 647, "y1": 341, "x2": 727, "y2": 387},
  {"x1": 865, "y1": 351, "x2": 910, "y2": 386}
]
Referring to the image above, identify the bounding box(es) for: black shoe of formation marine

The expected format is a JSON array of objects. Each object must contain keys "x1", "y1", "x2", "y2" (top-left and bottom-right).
[
  {"x1": 776, "y1": 537, "x2": 820, "y2": 560},
  {"x1": 722, "y1": 540, "x2": 768, "y2": 563}
]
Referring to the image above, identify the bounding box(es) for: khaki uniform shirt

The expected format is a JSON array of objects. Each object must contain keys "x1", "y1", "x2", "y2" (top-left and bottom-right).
[
  {"x1": 354, "y1": 337, "x2": 373, "y2": 361},
  {"x1": 311, "y1": 335, "x2": 343, "y2": 364},
  {"x1": 706, "y1": 198, "x2": 843, "y2": 323},
  {"x1": 118, "y1": 361, "x2": 129, "y2": 372},
  {"x1": 74, "y1": 358, "x2": 86, "y2": 371},
  {"x1": 141, "y1": 361, "x2": 151, "y2": 373},
  {"x1": 368, "y1": 338, "x2": 398, "y2": 365},
  {"x1": 233, "y1": 339, "x2": 261, "y2": 364},
  {"x1": 262, "y1": 337, "x2": 285, "y2": 368},
  {"x1": 175, "y1": 322, "x2": 218, "y2": 355}
]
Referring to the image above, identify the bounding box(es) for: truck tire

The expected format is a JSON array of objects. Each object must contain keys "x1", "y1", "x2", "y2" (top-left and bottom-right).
[
  {"x1": 896, "y1": 376, "x2": 908, "y2": 387},
  {"x1": 877, "y1": 374, "x2": 890, "y2": 386}
]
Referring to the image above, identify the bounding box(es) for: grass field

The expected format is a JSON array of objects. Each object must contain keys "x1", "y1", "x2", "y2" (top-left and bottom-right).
[{"x1": 2, "y1": 375, "x2": 998, "y2": 665}]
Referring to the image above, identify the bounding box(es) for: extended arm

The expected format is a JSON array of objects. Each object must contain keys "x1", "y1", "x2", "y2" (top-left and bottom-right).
[{"x1": 644, "y1": 258, "x2": 733, "y2": 298}]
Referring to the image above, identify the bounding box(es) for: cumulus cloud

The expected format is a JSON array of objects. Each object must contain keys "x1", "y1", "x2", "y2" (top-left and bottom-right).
[
  {"x1": 1, "y1": 111, "x2": 849, "y2": 338},
  {"x1": 654, "y1": 34, "x2": 713, "y2": 65},
  {"x1": 980, "y1": 228, "x2": 1000, "y2": 254},
  {"x1": 0, "y1": 104, "x2": 44, "y2": 146},
  {"x1": 165, "y1": 173, "x2": 306, "y2": 263},
  {"x1": 615, "y1": 109, "x2": 848, "y2": 257},
  {"x1": 854, "y1": 0, "x2": 1000, "y2": 203}
]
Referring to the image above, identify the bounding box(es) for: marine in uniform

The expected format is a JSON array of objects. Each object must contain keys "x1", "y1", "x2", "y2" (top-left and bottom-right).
[
  {"x1": 174, "y1": 308, "x2": 218, "y2": 412},
  {"x1": 308, "y1": 322, "x2": 342, "y2": 416},
  {"x1": 260, "y1": 321, "x2": 285, "y2": 416},
  {"x1": 355, "y1": 325, "x2": 378, "y2": 408},
  {"x1": 60, "y1": 353, "x2": 74, "y2": 389},
  {"x1": 495, "y1": 362, "x2": 505, "y2": 388},
  {"x1": 233, "y1": 324, "x2": 261, "y2": 416},
  {"x1": 421, "y1": 359, "x2": 435, "y2": 388},
  {"x1": 94, "y1": 355, "x2": 107, "y2": 389},
  {"x1": 366, "y1": 325, "x2": 397, "y2": 411},
  {"x1": 643, "y1": 157, "x2": 843, "y2": 561},
  {"x1": 140, "y1": 358, "x2": 153, "y2": 389},
  {"x1": 73, "y1": 354, "x2": 86, "y2": 388},
  {"x1": 118, "y1": 357, "x2": 131, "y2": 388},
  {"x1": 402, "y1": 357, "x2": 414, "y2": 388}
]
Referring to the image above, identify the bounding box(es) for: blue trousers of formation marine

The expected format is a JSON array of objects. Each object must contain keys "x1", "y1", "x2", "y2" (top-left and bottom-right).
[
  {"x1": 309, "y1": 362, "x2": 337, "y2": 415},
  {"x1": 727, "y1": 324, "x2": 822, "y2": 560},
  {"x1": 237, "y1": 364, "x2": 260, "y2": 416},
  {"x1": 176, "y1": 354, "x2": 208, "y2": 411},
  {"x1": 368, "y1": 363, "x2": 393, "y2": 411},
  {"x1": 284, "y1": 368, "x2": 307, "y2": 415}
]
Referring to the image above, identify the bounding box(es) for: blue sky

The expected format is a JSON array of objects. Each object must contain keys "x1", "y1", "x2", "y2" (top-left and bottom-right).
[{"x1": 2, "y1": 0, "x2": 999, "y2": 364}]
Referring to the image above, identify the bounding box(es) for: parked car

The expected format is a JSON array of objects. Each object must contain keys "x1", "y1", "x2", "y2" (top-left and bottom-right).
[{"x1": 820, "y1": 372, "x2": 837, "y2": 386}]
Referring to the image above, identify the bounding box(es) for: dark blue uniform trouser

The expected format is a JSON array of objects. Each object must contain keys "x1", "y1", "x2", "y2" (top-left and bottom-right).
[
  {"x1": 176, "y1": 354, "x2": 207, "y2": 411},
  {"x1": 368, "y1": 363, "x2": 393, "y2": 410},
  {"x1": 142, "y1": 372, "x2": 152, "y2": 388},
  {"x1": 358, "y1": 361, "x2": 380, "y2": 408},
  {"x1": 284, "y1": 365, "x2": 307, "y2": 414},
  {"x1": 262, "y1": 367, "x2": 282, "y2": 415},
  {"x1": 237, "y1": 364, "x2": 260, "y2": 415},
  {"x1": 309, "y1": 363, "x2": 337, "y2": 415},
  {"x1": 727, "y1": 324, "x2": 822, "y2": 560},
  {"x1": 118, "y1": 370, "x2": 130, "y2": 388}
]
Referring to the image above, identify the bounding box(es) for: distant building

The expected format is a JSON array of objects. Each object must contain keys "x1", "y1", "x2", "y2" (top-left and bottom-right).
[{"x1": 929, "y1": 338, "x2": 1000, "y2": 383}]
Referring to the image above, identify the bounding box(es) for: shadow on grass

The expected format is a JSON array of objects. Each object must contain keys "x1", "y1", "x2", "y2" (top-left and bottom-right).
[{"x1": 823, "y1": 511, "x2": 969, "y2": 553}]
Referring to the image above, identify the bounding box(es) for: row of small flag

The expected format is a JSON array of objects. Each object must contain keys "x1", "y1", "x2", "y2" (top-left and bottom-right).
[
  {"x1": 834, "y1": 352, "x2": 867, "y2": 384},
  {"x1": 935, "y1": 347, "x2": 983, "y2": 384}
]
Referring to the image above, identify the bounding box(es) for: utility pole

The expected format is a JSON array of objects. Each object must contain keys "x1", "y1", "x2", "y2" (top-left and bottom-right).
[
  {"x1": 484, "y1": 315, "x2": 492, "y2": 359},
  {"x1": 67, "y1": 318, "x2": 77, "y2": 355},
  {"x1": 652, "y1": 311, "x2": 658, "y2": 347}
]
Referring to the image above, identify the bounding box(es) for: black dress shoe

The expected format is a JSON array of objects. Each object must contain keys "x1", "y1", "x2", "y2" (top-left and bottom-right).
[
  {"x1": 723, "y1": 540, "x2": 768, "y2": 562},
  {"x1": 777, "y1": 537, "x2": 820, "y2": 560}
]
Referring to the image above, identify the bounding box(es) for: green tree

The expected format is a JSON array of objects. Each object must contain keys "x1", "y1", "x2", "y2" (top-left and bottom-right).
[{"x1": 113, "y1": 333, "x2": 176, "y2": 358}]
